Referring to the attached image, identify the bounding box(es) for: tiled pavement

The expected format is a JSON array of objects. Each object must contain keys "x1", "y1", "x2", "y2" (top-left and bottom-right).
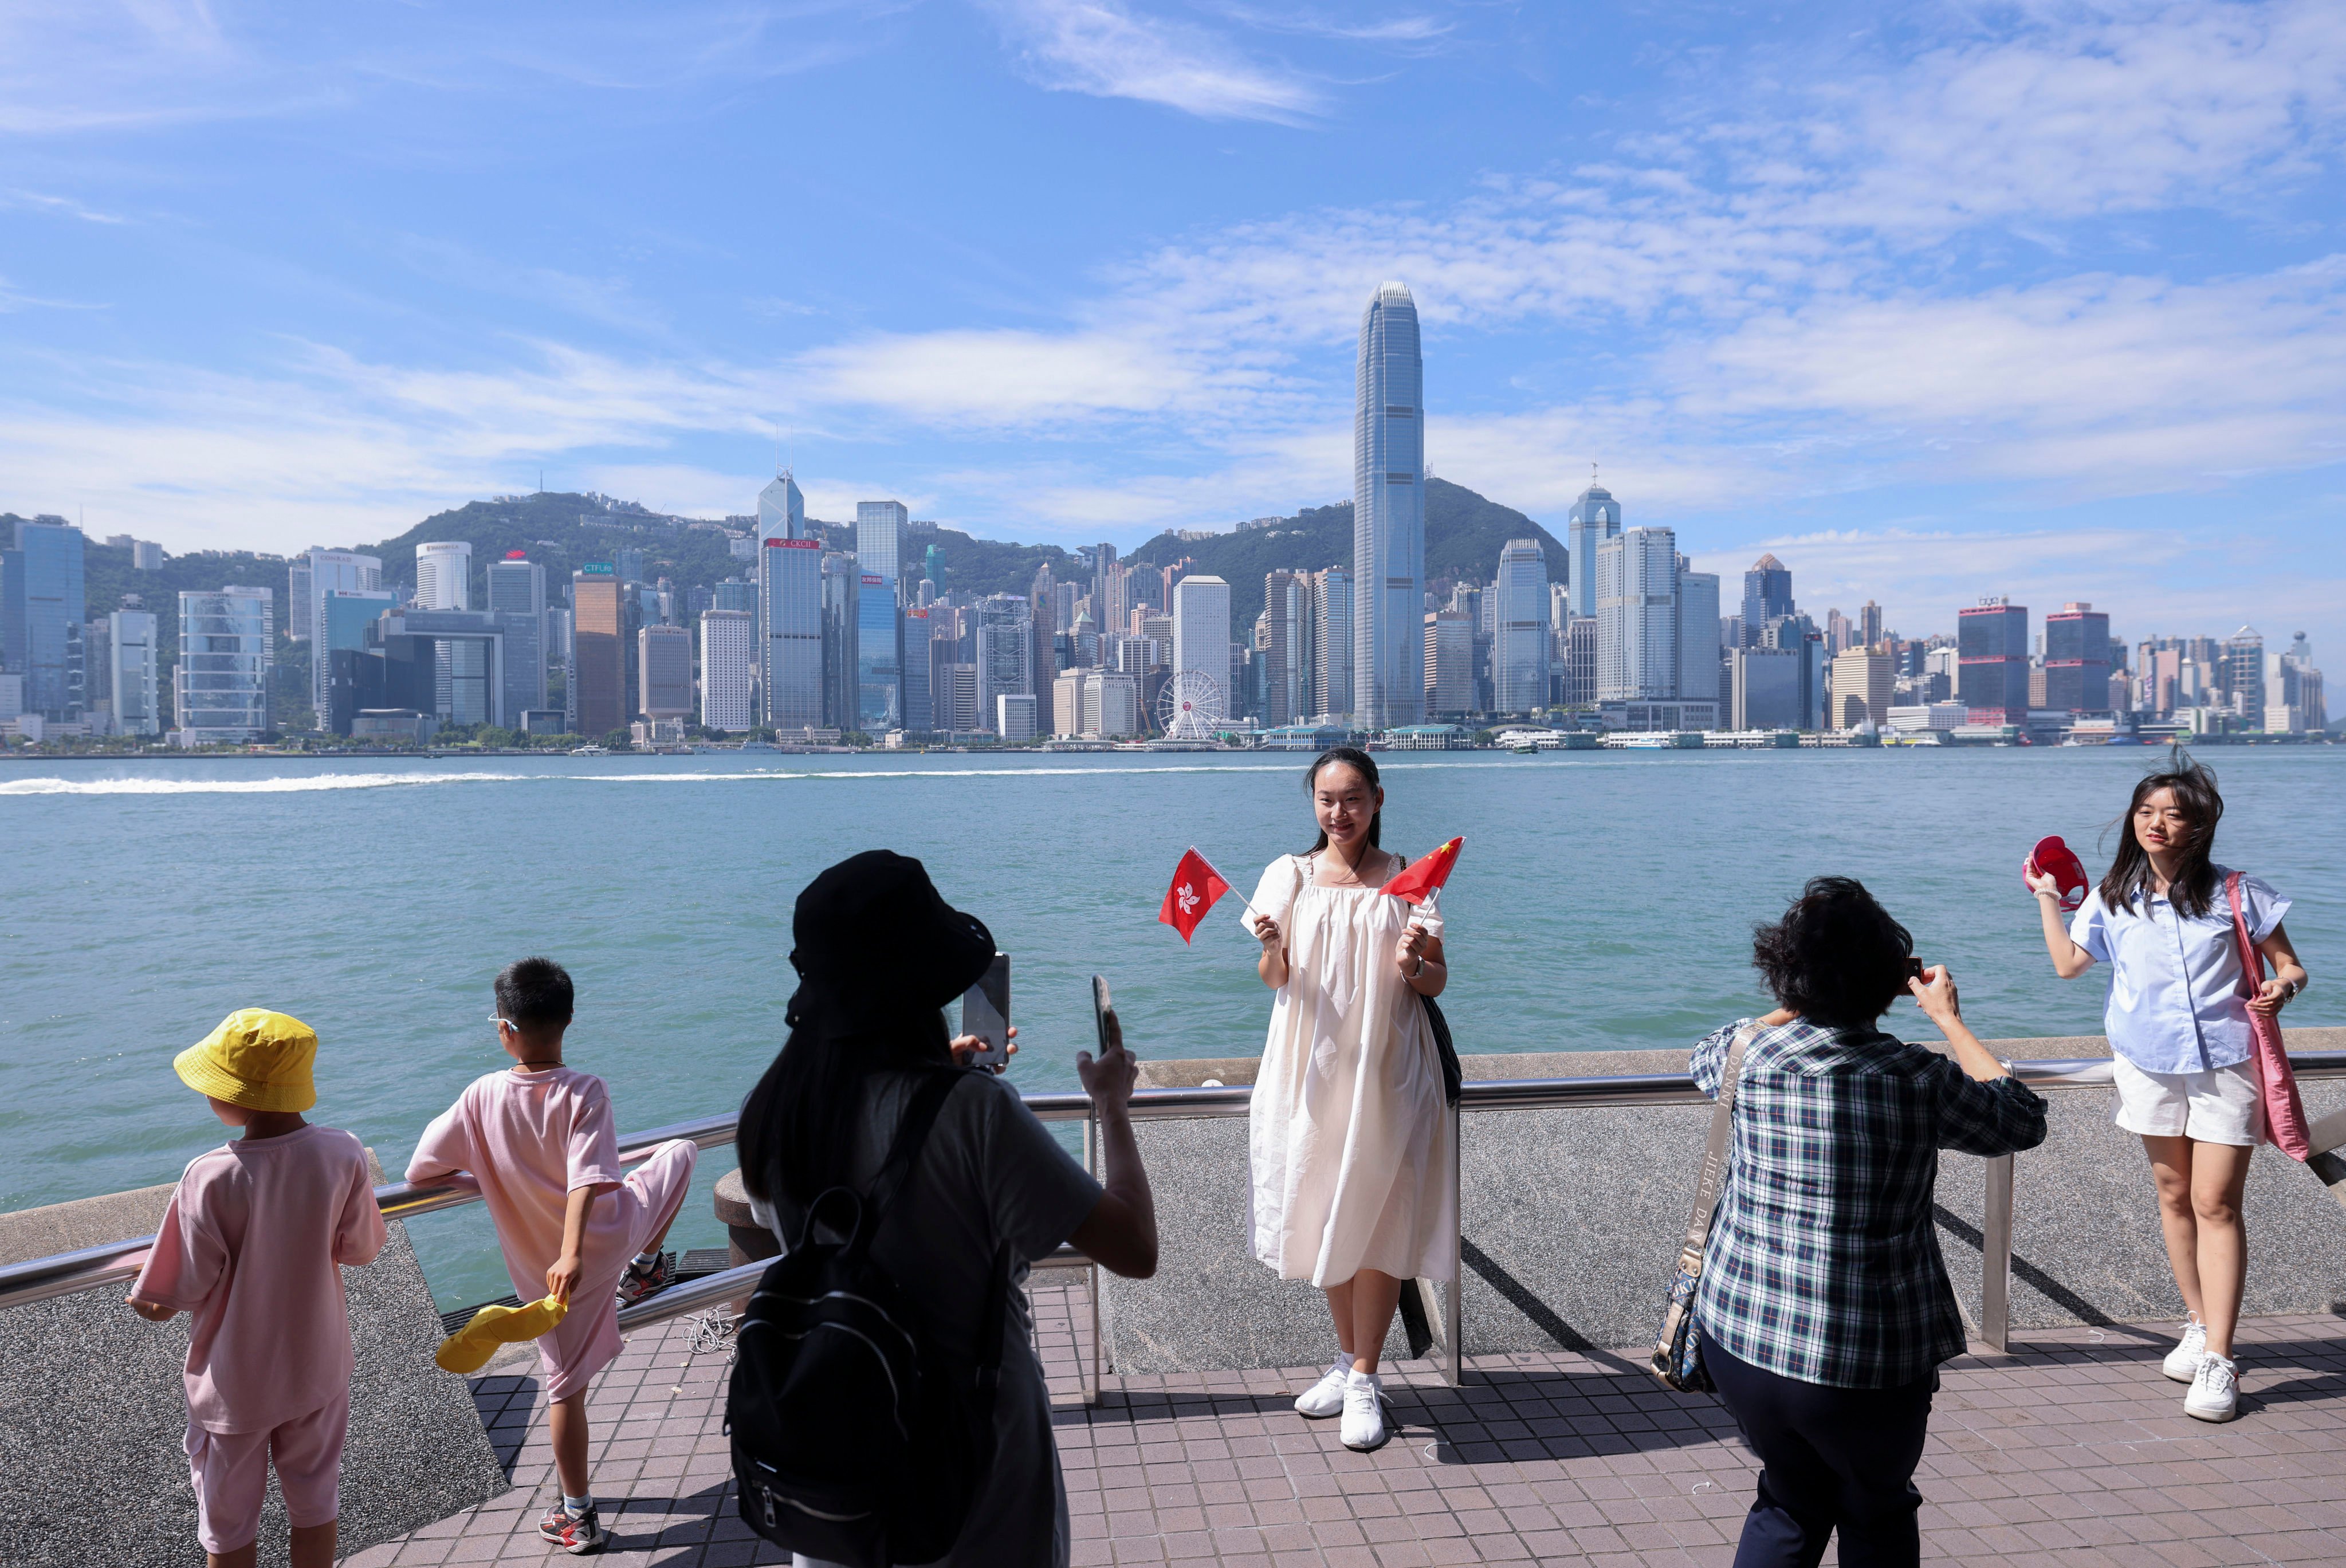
[{"x1": 345, "y1": 1288, "x2": 2346, "y2": 1566}]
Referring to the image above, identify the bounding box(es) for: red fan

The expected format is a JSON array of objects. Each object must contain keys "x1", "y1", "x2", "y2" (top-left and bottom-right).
[{"x1": 2024, "y1": 835, "x2": 2089, "y2": 914}]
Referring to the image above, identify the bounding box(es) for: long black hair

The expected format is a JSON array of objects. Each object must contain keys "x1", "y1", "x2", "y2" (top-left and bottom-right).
[
  {"x1": 2100, "y1": 756, "x2": 2223, "y2": 919},
  {"x1": 1303, "y1": 745, "x2": 1382, "y2": 852},
  {"x1": 736, "y1": 1009, "x2": 954, "y2": 1209}
]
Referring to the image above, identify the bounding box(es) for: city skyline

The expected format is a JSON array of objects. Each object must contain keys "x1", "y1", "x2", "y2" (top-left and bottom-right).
[{"x1": 0, "y1": 6, "x2": 2338, "y2": 667}]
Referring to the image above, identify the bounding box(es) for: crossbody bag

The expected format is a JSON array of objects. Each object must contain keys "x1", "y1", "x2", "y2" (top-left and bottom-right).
[{"x1": 1650, "y1": 1021, "x2": 1755, "y2": 1393}]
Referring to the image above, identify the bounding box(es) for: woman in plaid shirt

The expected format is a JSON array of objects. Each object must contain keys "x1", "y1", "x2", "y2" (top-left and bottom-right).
[{"x1": 1693, "y1": 877, "x2": 2046, "y2": 1568}]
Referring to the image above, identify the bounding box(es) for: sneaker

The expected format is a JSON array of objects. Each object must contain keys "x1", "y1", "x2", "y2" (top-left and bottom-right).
[
  {"x1": 2184, "y1": 1353, "x2": 2239, "y2": 1422},
  {"x1": 538, "y1": 1502, "x2": 607, "y2": 1554},
  {"x1": 615, "y1": 1251, "x2": 674, "y2": 1307},
  {"x1": 1340, "y1": 1371, "x2": 1390, "y2": 1452},
  {"x1": 1294, "y1": 1360, "x2": 1351, "y2": 1419},
  {"x1": 2162, "y1": 1315, "x2": 2207, "y2": 1383}
]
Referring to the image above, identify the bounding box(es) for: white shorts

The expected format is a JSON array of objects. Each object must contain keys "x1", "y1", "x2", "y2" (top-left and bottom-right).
[{"x1": 2112, "y1": 1055, "x2": 2265, "y2": 1147}]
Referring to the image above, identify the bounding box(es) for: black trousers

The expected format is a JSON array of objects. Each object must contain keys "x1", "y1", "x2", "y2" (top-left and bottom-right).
[{"x1": 1702, "y1": 1335, "x2": 1935, "y2": 1568}]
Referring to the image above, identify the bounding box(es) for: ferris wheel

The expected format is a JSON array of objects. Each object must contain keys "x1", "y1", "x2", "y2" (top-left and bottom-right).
[{"x1": 1156, "y1": 670, "x2": 1226, "y2": 741}]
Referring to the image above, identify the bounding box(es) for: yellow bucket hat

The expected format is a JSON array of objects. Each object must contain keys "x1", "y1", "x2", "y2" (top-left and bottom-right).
[
  {"x1": 435, "y1": 1295, "x2": 570, "y2": 1374},
  {"x1": 175, "y1": 1009, "x2": 319, "y2": 1113}
]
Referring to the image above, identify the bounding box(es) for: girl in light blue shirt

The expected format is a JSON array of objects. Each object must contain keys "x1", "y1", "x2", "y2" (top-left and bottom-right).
[{"x1": 2030, "y1": 759, "x2": 2308, "y2": 1424}]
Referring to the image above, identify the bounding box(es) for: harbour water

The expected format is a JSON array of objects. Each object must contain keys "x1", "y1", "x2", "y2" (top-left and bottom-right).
[{"x1": 5, "y1": 745, "x2": 2340, "y2": 1307}]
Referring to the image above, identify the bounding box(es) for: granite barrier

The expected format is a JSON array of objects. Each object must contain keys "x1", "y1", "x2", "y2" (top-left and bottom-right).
[
  {"x1": 1105, "y1": 1029, "x2": 2346, "y2": 1374},
  {"x1": 0, "y1": 1153, "x2": 509, "y2": 1567}
]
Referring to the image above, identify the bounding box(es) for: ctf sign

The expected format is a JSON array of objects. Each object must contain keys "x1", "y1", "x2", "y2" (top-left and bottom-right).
[{"x1": 1157, "y1": 847, "x2": 1232, "y2": 944}]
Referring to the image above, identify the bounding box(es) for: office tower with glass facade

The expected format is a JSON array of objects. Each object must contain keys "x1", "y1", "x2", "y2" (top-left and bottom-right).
[
  {"x1": 1567, "y1": 484, "x2": 1621, "y2": 619},
  {"x1": 485, "y1": 553, "x2": 549, "y2": 713},
  {"x1": 820, "y1": 553, "x2": 861, "y2": 729},
  {"x1": 3, "y1": 516, "x2": 87, "y2": 721},
  {"x1": 856, "y1": 501, "x2": 906, "y2": 590},
  {"x1": 572, "y1": 565, "x2": 624, "y2": 738},
  {"x1": 1731, "y1": 646, "x2": 1804, "y2": 729},
  {"x1": 1596, "y1": 527, "x2": 1679, "y2": 701},
  {"x1": 1831, "y1": 648, "x2": 1895, "y2": 729},
  {"x1": 175, "y1": 586, "x2": 272, "y2": 744},
  {"x1": 901, "y1": 607, "x2": 932, "y2": 732},
  {"x1": 975, "y1": 594, "x2": 1032, "y2": 733},
  {"x1": 2219, "y1": 626, "x2": 2265, "y2": 720},
  {"x1": 415, "y1": 541, "x2": 471, "y2": 609},
  {"x1": 856, "y1": 573, "x2": 901, "y2": 730},
  {"x1": 1958, "y1": 598, "x2": 2030, "y2": 722},
  {"x1": 1676, "y1": 565, "x2": 1721, "y2": 706},
  {"x1": 1353, "y1": 282, "x2": 1424, "y2": 729},
  {"x1": 638, "y1": 624, "x2": 693, "y2": 720},
  {"x1": 1492, "y1": 539, "x2": 1550, "y2": 715},
  {"x1": 2043, "y1": 601, "x2": 2112, "y2": 713},
  {"x1": 285, "y1": 560, "x2": 311, "y2": 637},
  {"x1": 760, "y1": 538, "x2": 823, "y2": 728},
  {"x1": 1262, "y1": 569, "x2": 1308, "y2": 727},
  {"x1": 760, "y1": 471, "x2": 806, "y2": 540},
  {"x1": 700, "y1": 608, "x2": 756, "y2": 730},
  {"x1": 714, "y1": 577, "x2": 757, "y2": 614},
  {"x1": 1311, "y1": 565, "x2": 1353, "y2": 720},
  {"x1": 1561, "y1": 615, "x2": 1599, "y2": 708},
  {"x1": 1093, "y1": 544, "x2": 1121, "y2": 635},
  {"x1": 1423, "y1": 611, "x2": 1473, "y2": 714},
  {"x1": 1741, "y1": 554, "x2": 1793, "y2": 644},
  {"x1": 304, "y1": 549, "x2": 383, "y2": 718},
  {"x1": 1171, "y1": 573, "x2": 1230, "y2": 708},
  {"x1": 106, "y1": 610, "x2": 159, "y2": 736},
  {"x1": 995, "y1": 692, "x2": 1038, "y2": 741}
]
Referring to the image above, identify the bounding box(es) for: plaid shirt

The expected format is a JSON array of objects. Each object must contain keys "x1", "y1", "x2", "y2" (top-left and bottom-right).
[{"x1": 1691, "y1": 1017, "x2": 2047, "y2": 1388}]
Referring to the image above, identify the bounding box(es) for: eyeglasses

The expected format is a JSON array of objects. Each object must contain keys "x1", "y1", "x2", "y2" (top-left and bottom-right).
[{"x1": 488, "y1": 1015, "x2": 518, "y2": 1032}]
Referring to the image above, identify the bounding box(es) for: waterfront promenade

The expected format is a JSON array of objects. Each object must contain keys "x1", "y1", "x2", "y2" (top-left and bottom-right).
[{"x1": 348, "y1": 1284, "x2": 2346, "y2": 1567}]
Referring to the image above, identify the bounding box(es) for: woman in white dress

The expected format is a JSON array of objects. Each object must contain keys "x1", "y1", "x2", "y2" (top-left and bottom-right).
[{"x1": 1244, "y1": 746, "x2": 1453, "y2": 1452}]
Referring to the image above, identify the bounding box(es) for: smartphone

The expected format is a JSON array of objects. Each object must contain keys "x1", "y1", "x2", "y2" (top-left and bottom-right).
[
  {"x1": 1091, "y1": 974, "x2": 1115, "y2": 1055},
  {"x1": 962, "y1": 953, "x2": 1011, "y2": 1069}
]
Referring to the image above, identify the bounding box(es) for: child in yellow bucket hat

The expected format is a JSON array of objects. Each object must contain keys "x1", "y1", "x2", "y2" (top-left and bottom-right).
[{"x1": 127, "y1": 1011, "x2": 388, "y2": 1568}]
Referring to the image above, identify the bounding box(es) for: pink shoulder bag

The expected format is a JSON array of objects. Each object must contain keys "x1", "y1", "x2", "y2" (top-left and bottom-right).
[{"x1": 2230, "y1": 871, "x2": 2310, "y2": 1161}]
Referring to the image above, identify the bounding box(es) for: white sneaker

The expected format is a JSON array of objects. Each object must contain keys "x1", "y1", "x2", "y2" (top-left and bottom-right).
[
  {"x1": 1294, "y1": 1360, "x2": 1351, "y2": 1419},
  {"x1": 1340, "y1": 1371, "x2": 1389, "y2": 1452},
  {"x1": 2162, "y1": 1316, "x2": 2207, "y2": 1383},
  {"x1": 2184, "y1": 1353, "x2": 2239, "y2": 1422}
]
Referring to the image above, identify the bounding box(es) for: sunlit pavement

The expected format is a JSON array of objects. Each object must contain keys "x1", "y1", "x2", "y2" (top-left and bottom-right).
[{"x1": 345, "y1": 1287, "x2": 2346, "y2": 1566}]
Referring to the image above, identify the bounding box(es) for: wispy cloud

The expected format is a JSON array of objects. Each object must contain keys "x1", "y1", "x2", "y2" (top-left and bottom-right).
[{"x1": 977, "y1": 0, "x2": 1326, "y2": 122}]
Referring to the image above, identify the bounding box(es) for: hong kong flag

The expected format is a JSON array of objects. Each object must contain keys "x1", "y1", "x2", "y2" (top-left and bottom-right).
[
  {"x1": 1158, "y1": 848, "x2": 1232, "y2": 944},
  {"x1": 1383, "y1": 837, "x2": 1464, "y2": 905}
]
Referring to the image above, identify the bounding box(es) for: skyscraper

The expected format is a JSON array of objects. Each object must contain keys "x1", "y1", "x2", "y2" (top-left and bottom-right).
[
  {"x1": 856, "y1": 572, "x2": 901, "y2": 730},
  {"x1": 175, "y1": 586, "x2": 272, "y2": 744},
  {"x1": 2044, "y1": 601, "x2": 2113, "y2": 713},
  {"x1": 821, "y1": 553, "x2": 861, "y2": 729},
  {"x1": 1312, "y1": 565, "x2": 1353, "y2": 720},
  {"x1": 758, "y1": 538, "x2": 822, "y2": 729},
  {"x1": 1491, "y1": 539, "x2": 1551, "y2": 715},
  {"x1": 304, "y1": 549, "x2": 384, "y2": 719},
  {"x1": 1171, "y1": 574, "x2": 1231, "y2": 707},
  {"x1": 572, "y1": 565, "x2": 625, "y2": 738},
  {"x1": 108, "y1": 610, "x2": 159, "y2": 736},
  {"x1": 1262, "y1": 569, "x2": 1308, "y2": 726},
  {"x1": 856, "y1": 501, "x2": 906, "y2": 590},
  {"x1": 1596, "y1": 528, "x2": 1679, "y2": 701},
  {"x1": 415, "y1": 541, "x2": 472, "y2": 610},
  {"x1": 637, "y1": 624, "x2": 692, "y2": 720},
  {"x1": 1676, "y1": 563, "x2": 1721, "y2": 706},
  {"x1": 1567, "y1": 482, "x2": 1621, "y2": 619},
  {"x1": 901, "y1": 607, "x2": 932, "y2": 732},
  {"x1": 974, "y1": 594, "x2": 1032, "y2": 733},
  {"x1": 1740, "y1": 554, "x2": 1793, "y2": 643},
  {"x1": 3, "y1": 516, "x2": 87, "y2": 721},
  {"x1": 1093, "y1": 544, "x2": 1122, "y2": 637},
  {"x1": 699, "y1": 609, "x2": 755, "y2": 730},
  {"x1": 1423, "y1": 611, "x2": 1473, "y2": 714},
  {"x1": 1353, "y1": 282, "x2": 1424, "y2": 729},
  {"x1": 485, "y1": 553, "x2": 549, "y2": 713},
  {"x1": 759, "y1": 471, "x2": 805, "y2": 540},
  {"x1": 1858, "y1": 600, "x2": 1884, "y2": 651},
  {"x1": 1957, "y1": 599, "x2": 2030, "y2": 722}
]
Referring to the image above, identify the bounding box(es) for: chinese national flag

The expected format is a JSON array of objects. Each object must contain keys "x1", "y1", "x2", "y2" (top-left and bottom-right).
[
  {"x1": 1383, "y1": 837, "x2": 1463, "y2": 905},
  {"x1": 1158, "y1": 847, "x2": 1232, "y2": 944}
]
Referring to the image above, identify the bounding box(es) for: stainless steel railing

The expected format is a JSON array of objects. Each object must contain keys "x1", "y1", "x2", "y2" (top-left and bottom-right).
[{"x1": 9, "y1": 1055, "x2": 2344, "y2": 1380}]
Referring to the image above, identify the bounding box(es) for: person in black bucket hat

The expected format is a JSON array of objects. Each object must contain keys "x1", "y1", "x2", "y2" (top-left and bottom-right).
[
  {"x1": 736, "y1": 851, "x2": 1158, "y2": 1568},
  {"x1": 783, "y1": 850, "x2": 1000, "y2": 1039}
]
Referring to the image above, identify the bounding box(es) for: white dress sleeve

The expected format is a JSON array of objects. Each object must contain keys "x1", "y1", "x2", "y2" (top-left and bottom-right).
[{"x1": 1243, "y1": 855, "x2": 1304, "y2": 936}]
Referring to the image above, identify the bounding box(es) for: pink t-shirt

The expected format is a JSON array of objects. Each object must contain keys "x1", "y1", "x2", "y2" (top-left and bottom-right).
[
  {"x1": 132, "y1": 1123, "x2": 387, "y2": 1433},
  {"x1": 405, "y1": 1067, "x2": 629, "y2": 1302}
]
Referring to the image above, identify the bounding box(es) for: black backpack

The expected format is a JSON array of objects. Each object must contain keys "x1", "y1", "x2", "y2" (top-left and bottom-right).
[{"x1": 727, "y1": 1069, "x2": 1013, "y2": 1567}]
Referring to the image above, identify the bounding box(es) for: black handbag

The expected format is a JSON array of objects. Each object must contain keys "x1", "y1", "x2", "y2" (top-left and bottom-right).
[{"x1": 1422, "y1": 993, "x2": 1460, "y2": 1108}]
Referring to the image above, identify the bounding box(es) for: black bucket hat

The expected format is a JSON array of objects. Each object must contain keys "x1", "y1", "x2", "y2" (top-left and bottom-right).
[{"x1": 786, "y1": 851, "x2": 995, "y2": 1035}]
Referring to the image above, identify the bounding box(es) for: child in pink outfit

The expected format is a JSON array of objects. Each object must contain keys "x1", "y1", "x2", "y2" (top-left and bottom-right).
[
  {"x1": 129, "y1": 1008, "x2": 387, "y2": 1568},
  {"x1": 407, "y1": 957, "x2": 696, "y2": 1555}
]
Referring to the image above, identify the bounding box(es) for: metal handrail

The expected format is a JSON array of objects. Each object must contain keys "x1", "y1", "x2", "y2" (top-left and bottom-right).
[{"x1": 9, "y1": 1054, "x2": 2342, "y2": 1321}]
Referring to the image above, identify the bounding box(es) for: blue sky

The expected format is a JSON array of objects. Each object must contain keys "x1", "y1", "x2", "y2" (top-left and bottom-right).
[{"x1": 3, "y1": 1, "x2": 2343, "y2": 653}]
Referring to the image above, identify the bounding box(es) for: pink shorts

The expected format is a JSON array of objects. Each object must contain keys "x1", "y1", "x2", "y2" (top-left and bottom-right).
[
  {"x1": 185, "y1": 1390, "x2": 349, "y2": 1553},
  {"x1": 538, "y1": 1138, "x2": 698, "y2": 1401}
]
